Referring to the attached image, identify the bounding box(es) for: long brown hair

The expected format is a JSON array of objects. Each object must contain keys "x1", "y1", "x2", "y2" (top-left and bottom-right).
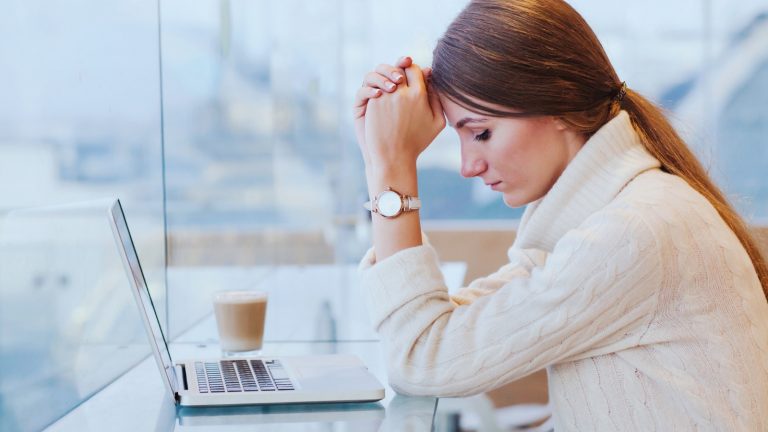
[{"x1": 431, "y1": 0, "x2": 768, "y2": 301}]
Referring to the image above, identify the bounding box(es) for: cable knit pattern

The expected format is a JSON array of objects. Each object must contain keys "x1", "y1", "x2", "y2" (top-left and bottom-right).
[{"x1": 359, "y1": 111, "x2": 768, "y2": 431}]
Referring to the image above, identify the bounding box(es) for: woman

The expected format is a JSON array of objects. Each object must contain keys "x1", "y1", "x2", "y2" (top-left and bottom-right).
[{"x1": 353, "y1": 0, "x2": 768, "y2": 430}]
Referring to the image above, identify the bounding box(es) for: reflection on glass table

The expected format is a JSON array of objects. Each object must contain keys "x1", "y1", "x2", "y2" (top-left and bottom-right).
[
  {"x1": 175, "y1": 394, "x2": 438, "y2": 432},
  {"x1": 176, "y1": 400, "x2": 385, "y2": 430}
]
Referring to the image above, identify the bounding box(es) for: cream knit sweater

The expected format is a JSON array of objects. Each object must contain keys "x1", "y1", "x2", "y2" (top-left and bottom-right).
[{"x1": 359, "y1": 112, "x2": 768, "y2": 431}]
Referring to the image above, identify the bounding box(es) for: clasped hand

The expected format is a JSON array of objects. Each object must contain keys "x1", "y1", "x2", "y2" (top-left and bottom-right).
[{"x1": 354, "y1": 57, "x2": 446, "y2": 172}]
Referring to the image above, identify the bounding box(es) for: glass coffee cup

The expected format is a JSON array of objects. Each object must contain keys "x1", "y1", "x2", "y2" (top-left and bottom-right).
[{"x1": 212, "y1": 290, "x2": 268, "y2": 356}]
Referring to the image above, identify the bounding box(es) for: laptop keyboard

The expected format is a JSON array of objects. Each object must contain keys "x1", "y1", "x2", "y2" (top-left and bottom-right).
[{"x1": 194, "y1": 359, "x2": 295, "y2": 393}]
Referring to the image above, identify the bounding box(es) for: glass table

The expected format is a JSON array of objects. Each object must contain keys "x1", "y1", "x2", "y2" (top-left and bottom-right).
[
  {"x1": 44, "y1": 263, "x2": 466, "y2": 431},
  {"x1": 45, "y1": 341, "x2": 438, "y2": 432}
]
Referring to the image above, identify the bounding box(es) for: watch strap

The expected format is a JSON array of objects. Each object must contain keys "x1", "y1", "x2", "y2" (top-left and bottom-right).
[{"x1": 404, "y1": 196, "x2": 421, "y2": 212}]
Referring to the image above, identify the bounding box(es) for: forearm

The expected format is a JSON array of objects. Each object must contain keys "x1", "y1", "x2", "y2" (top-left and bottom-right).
[
  {"x1": 366, "y1": 162, "x2": 423, "y2": 261},
  {"x1": 357, "y1": 61, "x2": 444, "y2": 262},
  {"x1": 361, "y1": 209, "x2": 661, "y2": 397},
  {"x1": 451, "y1": 248, "x2": 548, "y2": 305}
]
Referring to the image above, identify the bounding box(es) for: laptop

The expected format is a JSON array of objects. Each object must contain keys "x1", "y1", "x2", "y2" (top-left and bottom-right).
[{"x1": 107, "y1": 199, "x2": 385, "y2": 406}]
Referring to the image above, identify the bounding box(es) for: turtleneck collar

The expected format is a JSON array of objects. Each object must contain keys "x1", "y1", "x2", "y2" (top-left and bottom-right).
[{"x1": 511, "y1": 111, "x2": 661, "y2": 253}]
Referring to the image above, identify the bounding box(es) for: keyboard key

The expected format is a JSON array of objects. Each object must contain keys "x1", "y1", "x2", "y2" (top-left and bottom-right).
[{"x1": 220, "y1": 360, "x2": 243, "y2": 392}]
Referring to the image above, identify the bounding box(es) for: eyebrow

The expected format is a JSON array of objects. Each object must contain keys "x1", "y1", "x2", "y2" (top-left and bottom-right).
[{"x1": 451, "y1": 117, "x2": 489, "y2": 129}]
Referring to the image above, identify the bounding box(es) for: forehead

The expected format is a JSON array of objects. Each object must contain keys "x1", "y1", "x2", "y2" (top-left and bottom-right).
[{"x1": 439, "y1": 95, "x2": 484, "y2": 125}]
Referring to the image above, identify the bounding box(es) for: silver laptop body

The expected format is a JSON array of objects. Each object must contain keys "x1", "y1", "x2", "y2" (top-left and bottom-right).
[{"x1": 108, "y1": 199, "x2": 385, "y2": 406}]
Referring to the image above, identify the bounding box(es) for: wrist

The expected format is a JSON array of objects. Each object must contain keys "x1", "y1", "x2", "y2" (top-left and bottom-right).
[
  {"x1": 365, "y1": 161, "x2": 418, "y2": 198},
  {"x1": 365, "y1": 156, "x2": 417, "y2": 175},
  {"x1": 365, "y1": 186, "x2": 421, "y2": 219}
]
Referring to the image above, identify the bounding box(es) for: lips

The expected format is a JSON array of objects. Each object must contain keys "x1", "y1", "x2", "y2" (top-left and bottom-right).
[{"x1": 486, "y1": 181, "x2": 502, "y2": 191}]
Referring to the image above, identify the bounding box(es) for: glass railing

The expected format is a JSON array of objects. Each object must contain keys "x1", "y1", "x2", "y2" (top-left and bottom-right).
[
  {"x1": 0, "y1": 201, "x2": 157, "y2": 431},
  {"x1": 0, "y1": 1, "x2": 166, "y2": 430}
]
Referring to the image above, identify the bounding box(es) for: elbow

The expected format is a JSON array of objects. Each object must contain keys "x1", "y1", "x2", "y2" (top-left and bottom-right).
[
  {"x1": 378, "y1": 302, "x2": 485, "y2": 396},
  {"x1": 387, "y1": 379, "x2": 433, "y2": 397},
  {"x1": 381, "y1": 317, "x2": 485, "y2": 398},
  {"x1": 385, "y1": 360, "x2": 484, "y2": 398}
]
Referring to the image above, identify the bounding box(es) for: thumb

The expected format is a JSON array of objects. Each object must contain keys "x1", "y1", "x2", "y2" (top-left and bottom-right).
[
  {"x1": 422, "y1": 67, "x2": 432, "y2": 81},
  {"x1": 403, "y1": 63, "x2": 426, "y2": 92},
  {"x1": 395, "y1": 56, "x2": 413, "y2": 69}
]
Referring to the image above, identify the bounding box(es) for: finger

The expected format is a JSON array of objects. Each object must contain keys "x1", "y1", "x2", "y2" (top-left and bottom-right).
[
  {"x1": 422, "y1": 67, "x2": 433, "y2": 83},
  {"x1": 353, "y1": 92, "x2": 377, "y2": 119},
  {"x1": 354, "y1": 104, "x2": 368, "y2": 119},
  {"x1": 354, "y1": 86, "x2": 382, "y2": 111},
  {"x1": 387, "y1": 56, "x2": 412, "y2": 85},
  {"x1": 379, "y1": 56, "x2": 412, "y2": 84},
  {"x1": 354, "y1": 104, "x2": 365, "y2": 119},
  {"x1": 395, "y1": 56, "x2": 412, "y2": 70},
  {"x1": 403, "y1": 63, "x2": 426, "y2": 92},
  {"x1": 364, "y1": 71, "x2": 398, "y2": 92},
  {"x1": 374, "y1": 63, "x2": 406, "y2": 86},
  {"x1": 355, "y1": 85, "x2": 383, "y2": 107},
  {"x1": 427, "y1": 82, "x2": 444, "y2": 122}
]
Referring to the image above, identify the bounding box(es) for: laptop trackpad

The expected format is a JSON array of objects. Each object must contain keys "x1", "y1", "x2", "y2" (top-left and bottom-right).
[{"x1": 288, "y1": 354, "x2": 380, "y2": 389}]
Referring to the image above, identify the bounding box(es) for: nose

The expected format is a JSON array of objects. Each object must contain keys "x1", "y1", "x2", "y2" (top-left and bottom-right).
[{"x1": 460, "y1": 145, "x2": 488, "y2": 178}]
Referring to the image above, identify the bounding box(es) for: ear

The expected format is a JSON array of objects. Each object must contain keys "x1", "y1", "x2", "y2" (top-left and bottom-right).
[{"x1": 552, "y1": 116, "x2": 569, "y2": 131}]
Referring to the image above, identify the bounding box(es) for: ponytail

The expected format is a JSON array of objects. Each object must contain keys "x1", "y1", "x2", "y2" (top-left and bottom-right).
[
  {"x1": 621, "y1": 89, "x2": 768, "y2": 302},
  {"x1": 432, "y1": 0, "x2": 768, "y2": 302}
]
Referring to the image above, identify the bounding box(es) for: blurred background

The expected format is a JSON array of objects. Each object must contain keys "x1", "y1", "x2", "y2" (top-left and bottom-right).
[{"x1": 1, "y1": 0, "x2": 766, "y2": 430}]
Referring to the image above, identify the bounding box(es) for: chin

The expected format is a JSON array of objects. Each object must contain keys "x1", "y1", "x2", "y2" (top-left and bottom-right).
[{"x1": 502, "y1": 190, "x2": 541, "y2": 208}]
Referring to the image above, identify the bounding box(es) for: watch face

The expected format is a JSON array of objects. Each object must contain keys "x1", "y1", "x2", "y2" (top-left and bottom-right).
[{"x1": 377, "y1": 191, "x2": 402, "y2": 217}]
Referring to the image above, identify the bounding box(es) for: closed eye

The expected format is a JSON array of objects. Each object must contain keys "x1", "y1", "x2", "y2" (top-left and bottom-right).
[{"x1": 474, "y1": 129, "x2": 491, "y2": 141}]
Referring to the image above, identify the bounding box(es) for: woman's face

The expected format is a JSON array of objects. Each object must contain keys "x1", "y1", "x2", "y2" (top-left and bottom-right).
[{"x1": 440, "y1": 96, "x2": 586, "y2": 207}]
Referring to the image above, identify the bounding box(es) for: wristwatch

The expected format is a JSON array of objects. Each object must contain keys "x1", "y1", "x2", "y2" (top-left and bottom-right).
[{"x1": 364, "y1": 186, "x2": 421, "y2": 218}]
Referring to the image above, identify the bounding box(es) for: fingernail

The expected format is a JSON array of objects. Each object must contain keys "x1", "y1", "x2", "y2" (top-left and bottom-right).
[
  {"x1": 385, "y1": 82, "x2": 395, "y2": 90},
  {"x1": 392, "y1": 73, "x2": 403, "y2": 82}
]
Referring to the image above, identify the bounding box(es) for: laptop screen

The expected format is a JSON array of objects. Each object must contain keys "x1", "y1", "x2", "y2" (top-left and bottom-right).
[{"x1": 108, "y1": 199, "x2": 179, "y2": 399}]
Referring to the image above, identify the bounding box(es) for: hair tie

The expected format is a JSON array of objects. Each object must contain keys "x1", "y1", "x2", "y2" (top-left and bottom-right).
[{"x1": 614, "y1": 81, "x2": 627, "y2": 102}]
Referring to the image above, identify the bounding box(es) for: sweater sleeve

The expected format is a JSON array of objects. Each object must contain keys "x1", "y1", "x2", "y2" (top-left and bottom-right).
[
  {"x1": 359, "y1": 233, "x2": 546, "y2": 306},
  {"x1": 358, "y1": 206, "x2": 661, "y2": 397},
  {"x1": 450, "y1": 248, "x2": 548, "y2": 305}
]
